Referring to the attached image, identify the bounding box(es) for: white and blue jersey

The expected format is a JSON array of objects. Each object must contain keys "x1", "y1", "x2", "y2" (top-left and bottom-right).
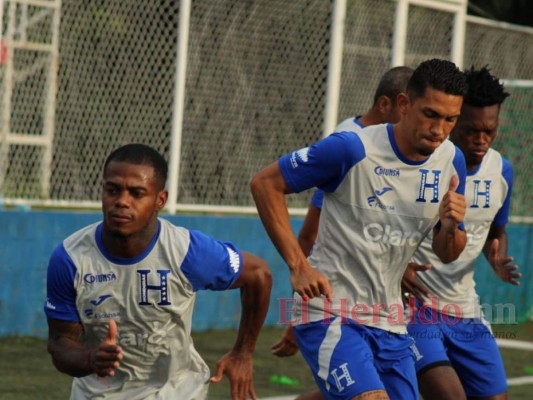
[
  {"x1": 279, "y1": 123, "x2": 466, "y2": 334},
  {"x1": 309, "y1": 115, "x2": 365, "y2": 209},
  {"x1": 44, "y1": 218, "x2": 242, "y2": 400},
  {"x1": 412, "y1": 147, "x2": 513, "y2": 318}
]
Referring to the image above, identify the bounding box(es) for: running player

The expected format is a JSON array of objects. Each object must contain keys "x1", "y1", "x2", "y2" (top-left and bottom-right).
[
  {"x1": 44, "y1": 144, "x2": 272, "y2": 399},
  {"x1": 272, "y1": 66, "x2": 414, "y2": 359},
  {"x1": 405, "y1": 66, "x2": 519, "y2": 400},
  {"x1": 251, "y1": 58, "x2": 468, "y2": 400}
]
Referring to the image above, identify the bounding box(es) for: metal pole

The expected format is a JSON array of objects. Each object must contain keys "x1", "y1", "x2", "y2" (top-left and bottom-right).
[
  {"x1": 40, "y1": 0, "x2": 61, "y2": 198},
  {"x1": 392, "y1": 0, "x2": 409, "y2": 67},
  {"x1": 0, "y1": 1, "x2": 16, "y2": 190},
  {"x1": 167, "y1": 0, "x2": 192, "y2": 214},
  {"x1": 451, "y1": 0, "x2": 467, "y2": 68},
  {"x1": 322, "y1": 0, "x2": 347, "y2": 138}
]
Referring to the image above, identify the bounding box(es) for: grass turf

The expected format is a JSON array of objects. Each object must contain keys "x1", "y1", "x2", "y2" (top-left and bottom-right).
[{"x1": 0, "y1": 323, "x2": 532, "y2": 399}]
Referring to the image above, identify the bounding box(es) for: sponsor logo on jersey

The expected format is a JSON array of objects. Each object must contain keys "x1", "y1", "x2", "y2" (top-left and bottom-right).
[
  {"x1": 84, "y1": 294, "x2": 118, "y2": 319},
  {"x1": 367, "y1": 186, "x2": 394, "y2": 210},
  {"x1": 363, "y1": 222, "x2": 424, "y2": 246},
  {"x1": 84, "y1": 309, "x2": 121, "y2": 319},
  {"x1": 45, "y1": 299, "x2": 56, "y2": 310},
  {"x1": 374, "y1": 166, "x2": 400, "y2": 177},
  {"x1": 83, "y1": 272, "x2": 117, "y2": 285},
  {"x1": 227, "y1": 247, "x2": 240, "y2": 273},
  {"x1": 90, "y1": 294, "x2": 113, "y2": 306},
  {"x1": 290, "y1": 147, "x2": 310, "y2": 168}
]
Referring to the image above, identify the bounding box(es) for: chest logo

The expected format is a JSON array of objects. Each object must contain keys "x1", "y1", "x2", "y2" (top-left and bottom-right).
[
  {"x1": 471, "y1": 179, "x2": 491, "y2": 208},
  {"x1": 137, "y1": 269, "x2": 172, "y2": 306},
  {"x1": 90, "y1": 294, "x2": 112, "y2": 306}
]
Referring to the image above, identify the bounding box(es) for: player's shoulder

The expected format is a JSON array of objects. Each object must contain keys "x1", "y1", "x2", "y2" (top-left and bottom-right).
[
  {"x1": 158, "y1": 217, "x2": 191, "y2": 246},
  {"x1": 333, "y1": 115, "x2": 364, "y2": 133},
  {"x1": 62, "y1": 222, "x2": 100, "y2": 251}
]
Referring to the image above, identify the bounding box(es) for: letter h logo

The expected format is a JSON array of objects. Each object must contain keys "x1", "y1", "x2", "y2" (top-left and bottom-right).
[
  {"x1": 137, "y1": 269, "x2": 171, "y2": 306},
  {"x1": 330, "y1": 362, "x2": 355, "y2": 392},
  {"x1": 416, "y1": 169, "x2": 441, "y2": 203},
  {"x1": 471, "y1": 180, "x2": 491, "y2": 208}
]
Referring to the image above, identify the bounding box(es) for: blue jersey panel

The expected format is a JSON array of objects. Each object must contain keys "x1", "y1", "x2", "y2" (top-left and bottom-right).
[
  {"x1": 452, "y1": 145, "x2": 467, "y2": 196},
  {"x1": 310, "y1": 189, "x2": 324, "y2": 209},
  {"x1": 493, "y1": 158, "x2": 513, "y2": 227},
  {"x1": 181, "y1": 230, "x2": 243, "y2": 291},
  {"x1": 44, "y1": 243, "x2": 80, "y2": 322},
  {"x1": 278, "y1": 132, "x2": 366, "y2": 193}
]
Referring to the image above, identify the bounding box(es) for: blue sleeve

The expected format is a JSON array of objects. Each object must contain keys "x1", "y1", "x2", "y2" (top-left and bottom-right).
[
  {"x1": 278, "y1": 132, "x2": 366, "y2": 193},
  {"x1": 181, "y1": 230, "x2": 243, "y2": 291},
  {"x1": 452, "y1": 145, "x2": 467, "y2": 196},
  {"x1": 44, "y1": 243, "x2": 80, "y2": 322},
  {"x1": 310, "y1": 189, "x2": 324, "y2": 209},
  {"x1": 493, "y1": 158, "x2": 513, "y2": 227},
  {"x1": 452, "y1": 146, "x2": 467, "y2": 230}
]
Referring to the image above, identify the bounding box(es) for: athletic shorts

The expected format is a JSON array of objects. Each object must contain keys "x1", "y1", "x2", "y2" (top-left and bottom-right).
[
  {"x1": 293, "y1": 317, "x2": 418, "y2": 400},
  {"x1": 407, "y1": 306, "x2": 508, "y2": 397}
]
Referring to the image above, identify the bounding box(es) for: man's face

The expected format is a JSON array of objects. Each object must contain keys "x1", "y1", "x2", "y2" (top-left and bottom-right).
[
  {"x1": 102, "y1": 161, "x2": 167, "y2": 238},
  {"x1": 402, "y1": 87, "x2": 463, "y2": 157},
  {"x1": 450, "y1": 104, "x2": 499, "y2": 169}
]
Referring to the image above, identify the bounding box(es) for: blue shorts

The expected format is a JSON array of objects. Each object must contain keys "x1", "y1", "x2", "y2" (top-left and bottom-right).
[
  {"x1": 293, "y1": 318, "x2": 418, "y2": 400},
  {"x1": 407, "y1": 306, "x2": 508, "y2": 397}
]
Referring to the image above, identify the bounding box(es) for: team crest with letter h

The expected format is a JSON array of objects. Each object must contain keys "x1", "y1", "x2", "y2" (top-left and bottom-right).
[{"x1": 137, "y1": 269, "x2": 172, "y2": 306}]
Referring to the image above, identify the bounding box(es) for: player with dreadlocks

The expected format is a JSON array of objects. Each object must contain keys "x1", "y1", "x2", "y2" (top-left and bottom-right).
[{"x1": 404, "y1": 66, "x2": 520, "y2": 400}]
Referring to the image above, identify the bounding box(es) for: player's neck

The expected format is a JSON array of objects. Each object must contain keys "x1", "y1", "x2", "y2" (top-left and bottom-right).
[{"x1": 101, "y1": 222, "x2": 158, "y2": 259}]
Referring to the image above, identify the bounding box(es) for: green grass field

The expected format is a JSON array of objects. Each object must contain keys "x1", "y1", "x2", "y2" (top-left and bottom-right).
[{"x1": 1, "y1": 323, "x2": 532, "y2": 399}]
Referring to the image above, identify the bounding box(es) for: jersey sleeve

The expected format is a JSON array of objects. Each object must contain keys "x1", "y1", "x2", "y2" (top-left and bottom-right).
[
  {"x1": 278, "y1": 131, "x2": 366, "y2": 194},
  {"x1": 310, "y1": 189, "x2": 324, "y2": 209},
  {"x1": 180, "y1": 230, "x2": 243, "y2": 291},
  {"x1": 493, "y1": 158, "x2": 514, "y2": 227},
  {"x1": 452, "y1": 145, "x2": 467, "y2": 196},
  {"x1": 44, "y1": 243, "x2": 80, "y2": 322}
]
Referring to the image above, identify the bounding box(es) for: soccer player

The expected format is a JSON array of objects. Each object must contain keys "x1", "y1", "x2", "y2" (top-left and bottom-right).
[
  {"x1": 250, "y1": 58, "x2": 468, "y2": 400},
  {"x1": 272, "y1": 66, "x2": 415, "y2": 359},
  {"x1": 404, "y1": 66, "x2": 519, "y2": 400},
  {"x1": 44, "y1": 144, "x2": 272, "y2": 400}
]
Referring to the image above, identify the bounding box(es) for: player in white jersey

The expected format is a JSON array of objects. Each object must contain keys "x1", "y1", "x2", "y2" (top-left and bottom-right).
[
  {"x1": 44, "y1": 144, "x2": 272, "y2": 400},
  {"x1": 404, "y1": 67, "x2": 520, "y2": 400},
  {"x1": 251, "y1": 58, "x2": 468, "y2": 400},
  {"x1": 271, "y1": 66, "x2": 414, "y2": 363}
]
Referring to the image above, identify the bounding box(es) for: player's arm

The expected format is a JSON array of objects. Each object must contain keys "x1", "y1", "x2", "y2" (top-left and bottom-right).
[
  {"x1": 47, "y1": 318, "x2": 122, "y2": 378},
  {"x1": 298, "y1": 203, "x2": 321, "y2": 257},
  {"x1": 209, "y1": 252, "x2": 272, "y2": 399},
  {"x1": 47, "y1": 318, "x2": 91, "y2": 377},
  {"x1": 432, "y1": 174, "x2": 467, "y2": 263},
  {"x1": 482, "y1": 225, "x2": 521, "y2": 285},
  {"x1": 250, "y1": 162, "x2": 331, "y2": 300}
]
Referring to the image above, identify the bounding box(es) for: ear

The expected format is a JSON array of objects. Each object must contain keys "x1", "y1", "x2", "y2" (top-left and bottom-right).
[
  {"x1": 376, "y1": 95, "x2": 393, "y2": 116},
  {"x1": 396, "y1": 92, "x2": 410, "y2": 115},
  {"x1": 156, "y1": 190, "x2": 168, "y2": 211}
]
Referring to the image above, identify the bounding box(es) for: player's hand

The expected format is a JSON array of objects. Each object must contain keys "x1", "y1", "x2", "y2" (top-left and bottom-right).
[
  {"x1": 438, "y1": 175, "x2": 466, "y2": 231},
  {"x1": 290, "y1": 263, "x2": 332, "y2": 301},
  {"x1": 488, "y1": 239, "x2": 521, "y2": 285},
  {"x1": 401, "y1": 262, "x2": 433, "y2": 306},
  {"x1": 271, "y1": 325, "x2": 298, "y2": 357},
  {"x1": 210, "y1": 351, "x2": 256, "y2": 400},
  {"x1": 90, "y1": 320, "x2": 123, "y2": 378}
]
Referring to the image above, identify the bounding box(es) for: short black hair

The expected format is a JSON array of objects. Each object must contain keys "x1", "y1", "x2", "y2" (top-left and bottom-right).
[
  {"x1": 407, "y1": 58, "x2": 467, "y2": 100},
  {"x1": 463, "y1": 65, "x2": 510, "y2": 107},
  {"x1": 103, "y1": 144, "x2": 168, "y2": 189},
  {"x1": 373, "y1": 66, "x2": 414, "y2": 105}
]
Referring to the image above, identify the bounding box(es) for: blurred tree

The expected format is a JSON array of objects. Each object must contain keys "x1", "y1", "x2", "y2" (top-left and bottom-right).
[{"x1": 468, "y1": 0, "x2": 533, "y2": 27}]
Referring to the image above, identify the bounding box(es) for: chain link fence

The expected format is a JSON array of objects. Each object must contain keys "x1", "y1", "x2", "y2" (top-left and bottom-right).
[{"x1": 0, "y1": 0, "x2": 531, "y2": 218}]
